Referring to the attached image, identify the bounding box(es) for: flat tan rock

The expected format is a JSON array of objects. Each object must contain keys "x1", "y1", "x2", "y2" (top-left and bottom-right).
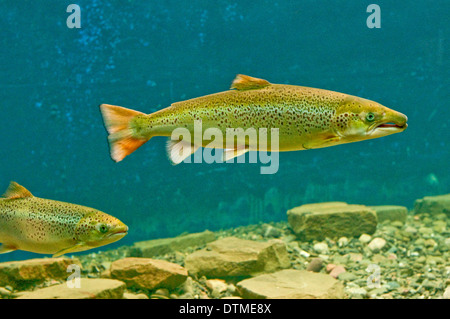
[
  {"x1": 237, "y1": 269, "x2": 345, "y2": 299},
  {"x1": 0, "y1": 257, "x2": 81, "y2": 290},
  {"x1": 184, "y1": 237, "x2": 290, "y2": 278},
  {"x1": 287, "y1": 202, "x2": 377, "y2": 240},
  {"x1": 291, "y1": 202, "x2": 349, "y2": 211},
  {"x1": 369, "y1": 205, "x2": 408, "y2": 223},
  {"x1": 123, "y1": 292, "x2": 149, "y2": 299},
  {"x1": 110, "y1": 257, "x2": 187, "y2": 290},
  {"x1": 130, "y1": 230, "x2": 216, "y2": 257},
  {"x1": 414, "y1": 194, "x2": 450, "y2": 216},
  {"x1": 16, "y1": 278, "x2": 125, "y2": 299}
]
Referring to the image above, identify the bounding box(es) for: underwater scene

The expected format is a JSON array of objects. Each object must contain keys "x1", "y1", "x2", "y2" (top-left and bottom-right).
[{"x1": 0, "y1": 0, "x2": 449, "y2": 302}]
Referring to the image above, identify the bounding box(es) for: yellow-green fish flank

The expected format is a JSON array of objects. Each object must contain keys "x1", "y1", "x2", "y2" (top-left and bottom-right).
[
  {"x1": 99, "y1": 74, "x2": 407, "y2": 163},
  {"x1": 0, "y1": 182, "x2": 128, "y2": 257}
]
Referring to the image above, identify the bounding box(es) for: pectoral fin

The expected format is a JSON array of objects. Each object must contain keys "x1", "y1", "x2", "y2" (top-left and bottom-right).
[
  {"x1": 0, "y1": 244, "x2": 17, "y2": 254},
  {"x1": 223, "y1": 146, "x2": 249, "y2": 162},
  {"x1": 303, "y1": 136, "x2": 341, "y2": 150},
  {"x1": 52, "y1": 243, "x2": 86, "y2": 258}
]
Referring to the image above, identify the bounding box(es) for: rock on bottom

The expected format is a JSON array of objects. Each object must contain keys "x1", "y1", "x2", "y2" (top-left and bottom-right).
[
  {"x1": 17, "y1": 278, "x2": 125, "y2": 299},
  {"x1": 237, "y1": 269, "x2": 345, "y2": 299},
  {"x1": 369, "y1": 205, "x2": 407, "y2": 223},
  {"x1": 0, "y1": 257, "x2": 81, "y2": 290},
  {"x1": 414, "y1": 194, "x2": 450, "y2": 216},
  {"x1": 287, "y1": 202, "x2": 377, "y2": 240},
  {"x1": 184, "y1": 237, "x2": 290, "y2": 278},
  {"x1": 110, "y1": 257, "x2": 188, "y2": 290}
]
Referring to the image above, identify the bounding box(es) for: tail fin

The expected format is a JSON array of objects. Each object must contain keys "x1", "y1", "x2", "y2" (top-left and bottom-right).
[{"x1": 99, "y1": 104, "x2": 148, "y2": 162}]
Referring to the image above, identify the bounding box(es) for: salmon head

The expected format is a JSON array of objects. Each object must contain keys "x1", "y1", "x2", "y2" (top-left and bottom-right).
[
  {"x1": 75, "y1": 211, "x2": 128, "y2": 248},
  {"x1": 333, "y1": 96, "x2": 408, "y2": 142}
]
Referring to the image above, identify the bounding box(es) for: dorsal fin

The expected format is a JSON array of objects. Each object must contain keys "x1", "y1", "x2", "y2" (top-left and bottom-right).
[
  {"x1": 2, "y1": 182, "x2": 33, "y2": 199},
  {"x1": 230, "y1": 74, "x2": 270, "y2": 91}
]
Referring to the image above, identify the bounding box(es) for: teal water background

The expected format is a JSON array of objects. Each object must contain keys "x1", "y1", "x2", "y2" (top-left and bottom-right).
[{"x1": 0, "y1": 1, "x2": 448, "y2": 261}]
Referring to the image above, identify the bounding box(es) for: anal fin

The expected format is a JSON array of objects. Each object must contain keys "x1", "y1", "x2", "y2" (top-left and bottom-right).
[
  {"x1": 166, "y1": 139, "x2": 200, "y2": 165},
  {"x1": 223, "y1": 146, "x2": 249, "y2": 162},
  {"x1": 303, "y1": 136, "x2": 341, "y2": 150},
  {"x1": 0, "y1": 244, "x2": 17, "y2": 254},
  {"x1": 53, "y1": 243, "x2": 86, "y2": 258}
]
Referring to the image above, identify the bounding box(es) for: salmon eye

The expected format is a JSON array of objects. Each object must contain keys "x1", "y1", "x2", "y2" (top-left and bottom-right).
[
  {"x1": 366, "y1": 112, "x2": 375, "y2": 122},
  {"x1": 98, "y1": 224, "x2": 109, "y2": 233}
]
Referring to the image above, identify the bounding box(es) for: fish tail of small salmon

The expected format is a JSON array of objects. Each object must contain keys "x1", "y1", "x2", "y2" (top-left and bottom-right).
[{"x1": 99, "y1": 104, "x2": 149, "y2": 162}]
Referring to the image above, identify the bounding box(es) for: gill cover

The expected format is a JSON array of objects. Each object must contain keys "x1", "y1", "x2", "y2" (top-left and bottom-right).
[
  {"x1": 75, "y1": 212, "x2": 127, "y2": 246},
  {"x1": 333, "y1": 96, "x2": 407, "y2": 140}
]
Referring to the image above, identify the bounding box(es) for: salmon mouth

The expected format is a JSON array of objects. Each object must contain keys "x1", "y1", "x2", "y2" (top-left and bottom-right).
[
  {"x1": 376, "y1": 122, "x2": 408, "y2": 130},
  {"x1": 107, "y1": 231, "x2": 128, "y2": 241},
  {"x1": 372, "y1": 110, "x2": 408, "y2": 133},
  {"x1": 368, "y1": 120, "x2": 407, "y2": 137},
  {"x1": 113, "y1": 230, "x2": 128, "y2": 235},
  {"x1": 109, "y1": 226, "x2": 128, "y2": 237}
]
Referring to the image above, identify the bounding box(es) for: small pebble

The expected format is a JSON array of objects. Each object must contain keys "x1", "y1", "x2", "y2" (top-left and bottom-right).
[
  {"x1": 445, "y1": 238, "x2": 450, "y2": 247},
  {"x1": 432, "y1": 221, "x2": 446, "y2": 233},
  {"x1": 348, "y1": 253, "x2": 363, "y2": 262},
  {"x1": 359, "y1": 234, "x2": 372, "y2": 243},
  {"x1": 443, "y1": 286, "x2": 450, "y2": 299},
  {"x1": 369, "y1": 287, "x2": 387, "y2": 296},
  {"x1": 199, "y1": 292, "x2": 210, "y2": 299},
  {"x1": 263, "y1": 225, "x2": 282, "y2": 238},
  {"x1": 206, "y1": 279, "x2": 228, "y2": 294},
  {"x1": 387, "y1": 253, "x2": 397, "y2": 260},
  {"x1": 182, "y1": 277, "x2": 194, "y2": 295},
  {"x1": 307, "y1": 257, "x2": 324, "y2": 272},
  {"x1": 368, "y1": 238, "x2": 387, "y2": 252},
  {"x1": 326, "y1": 263, "x2": 336, "y2": 273},
  {"x1": 418, "y1": 227, "x2": 433, "y2": 235},
  {"x1": 124, "y1": 292, "x2": 149, "y2": 299},
  {"x1": 227, "y1": 284, "x2": 236, "y2": 294},
  {"x1": 421, "y1": 279, "x2": 438, "y2": 290},
  {"x1": 298, "y1": 249, "x2": 310, "y2": 258},
  {"x1": 337, "y1": 272, "x2": 357, "y2": 282},
  {"x1": 386, "y1": 281, "x2": 400, "y2": 291},
  {"x1": 313, "y1": 242, "x2": 329, "y2": 254},
  {"x1": 154, "y1": 288, "x2": 169, "y2": 297},
  {"x1": 337, "y1": 237, "x2": 349, "y2": 247},
  {"x1": 387, "y1": 246, "x2": 397, "y2": 253},
  {"x1": 346, "y1": 287, "x2": 367, "y2": 298},
  {"x1": 390, "y1": 221, "x2": 404, "y2": 228},
  {"x1": 424, "y1": 239, "x2": 437, "y2": 248},
  {"x1": 0, "y1": 287, "x2": 11, "y2": 297},
  {"x1": 404, "y1": 226, "x2": 417, "y2": 234},
  {"x1": 329, "y1": 265, "x2": 346, "y2": 279}
]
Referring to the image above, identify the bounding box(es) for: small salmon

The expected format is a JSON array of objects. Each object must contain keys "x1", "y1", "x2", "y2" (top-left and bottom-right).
[
  {"x1": 0, "y1": 182, "x2": 128, "y2": 257},
  {"x1": 99, "y1": 74, "x2": 407, "y2": 163}
]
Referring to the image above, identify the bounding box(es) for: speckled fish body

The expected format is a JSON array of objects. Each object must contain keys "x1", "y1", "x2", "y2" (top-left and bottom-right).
[
  {"x1": 133, "y1": 84, "x2": 345, "y2": 151},
  {"x1": 0, "y1": 182, "x2": 128, "y2": 257},
  {"x1": 99, "y1": 74, "x2": 408, "y2": 163}
]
